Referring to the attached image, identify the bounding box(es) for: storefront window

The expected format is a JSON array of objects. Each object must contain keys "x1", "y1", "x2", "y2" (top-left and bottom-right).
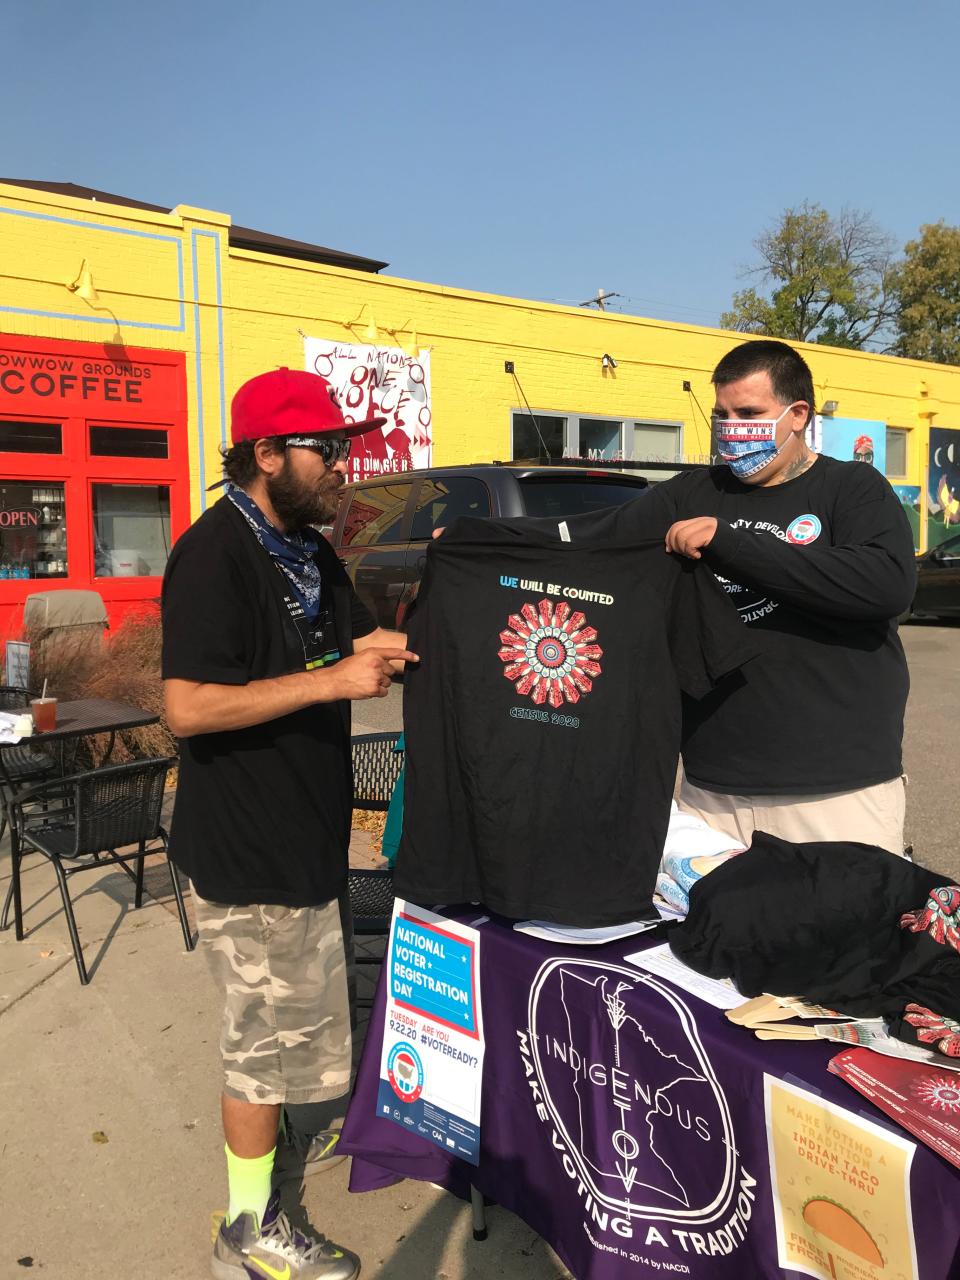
[
  {"x1": 0, "y1": 422, "x2": 62, "y2": 454},
  {"x1": 93, "y1": 483, "x2": 171, "y2": 577},
  {"x1": 512, "y1": 413, "x2": 567, "y2": 461},
  {"x1": 0, "y1": 480, "x2": 67, "y2": 579},
  {"x1": 89, "y1": 426, "x2": 168, "y2": 459},
  {"x1": 580, "y1": 418, "x2": 623, "y2": 459},
  {"x1": 634, "y1": 422, "x2": 682, "y2": 462},
  {"x1": 886, "y1": 427, "x2": 908, "y2": 478}
]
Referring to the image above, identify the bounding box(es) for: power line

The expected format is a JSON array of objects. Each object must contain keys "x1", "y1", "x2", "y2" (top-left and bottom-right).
[{"x1": 553, "y1": 290, "x2": 727, "y2": 325}]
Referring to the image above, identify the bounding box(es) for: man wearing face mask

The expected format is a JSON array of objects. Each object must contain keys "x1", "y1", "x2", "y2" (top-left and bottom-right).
[
  {"x1": 162, "y1": 368, "x2": 418, "y2": 1280},
  {"x1": 655, "y1": 339, "x2": 916, "y2": 855}
]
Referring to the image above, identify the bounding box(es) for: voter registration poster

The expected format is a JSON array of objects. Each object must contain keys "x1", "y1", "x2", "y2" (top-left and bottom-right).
[{"x1": 377, "y1": 901, "x2": 485, "y2": 1163}]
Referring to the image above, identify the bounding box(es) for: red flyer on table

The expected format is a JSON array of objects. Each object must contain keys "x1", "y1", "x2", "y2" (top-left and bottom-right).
[{"x1": 829, "y1": 1048, "x2": 960, "y2": 1170}]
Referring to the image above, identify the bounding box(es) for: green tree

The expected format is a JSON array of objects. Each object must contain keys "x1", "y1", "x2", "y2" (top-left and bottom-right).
[
  {"x1": 720, "y1": 202, "x2": 897, "y2": 349},
  {"x1": 891, "y1": 222, "x2": 960, "y2": 364}
]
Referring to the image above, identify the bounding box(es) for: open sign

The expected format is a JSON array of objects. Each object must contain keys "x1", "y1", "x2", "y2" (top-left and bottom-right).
[{"x1": 0, "y1": 507, "x2": 40, "y2": 528}]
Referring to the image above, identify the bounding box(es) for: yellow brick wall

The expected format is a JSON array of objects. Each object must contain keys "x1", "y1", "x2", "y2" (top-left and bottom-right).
[
  {"x1": 223, "y1": 247, "x2": 960, "y2": 505},
  {"x1": 3, "y1": 180, "x2": 960, "y2": 547}
]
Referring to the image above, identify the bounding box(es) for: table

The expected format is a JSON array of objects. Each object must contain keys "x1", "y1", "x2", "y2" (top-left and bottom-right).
[
  {"x1": 23, "y1": 696, "x2": 160, "y2": 748},
  {"x1": 340, "y1": 912, "x2": 960, "y2": 1280},
  {"x1": 0, "y1": 695, "x2": 160, "y2": 807},
  {"x1": 6, "y1": 695, "x2": 160, "y2": 776},
  {"x1": 0, "y1": 697, "x2": 161, "y2": 934}
]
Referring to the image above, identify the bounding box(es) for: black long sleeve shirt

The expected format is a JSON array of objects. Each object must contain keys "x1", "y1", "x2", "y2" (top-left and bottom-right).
[{"x1": 650, "y1": 456, "x2": 916, "y2": 795}]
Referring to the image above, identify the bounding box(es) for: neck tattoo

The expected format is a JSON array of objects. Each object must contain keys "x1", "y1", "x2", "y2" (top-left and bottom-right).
[{"x1": 776, "y1": 443, "x2": 816, "y2": 485}]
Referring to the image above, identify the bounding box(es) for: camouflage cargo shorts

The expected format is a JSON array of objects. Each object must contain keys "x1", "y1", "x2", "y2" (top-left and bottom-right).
[{"x1": 191, "y1": 887, "x2": 352, "y2": 1105}]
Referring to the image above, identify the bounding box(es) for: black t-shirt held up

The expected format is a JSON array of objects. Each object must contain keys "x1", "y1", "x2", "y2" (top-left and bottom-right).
[
  {"x1": 652, "y1": 455, "x2": 916, "y2": 796},
  {"x1": 395, "y1": 499, "x2": 757, "y2": 926},
  {"x1": 161, "y1": 497, "x2": 376, "y2": 907}
]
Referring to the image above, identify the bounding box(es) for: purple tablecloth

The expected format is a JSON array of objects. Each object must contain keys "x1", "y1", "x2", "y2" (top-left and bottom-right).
[{"x1": 340, "y1": 914, "x2": 960, "y2": 1279}]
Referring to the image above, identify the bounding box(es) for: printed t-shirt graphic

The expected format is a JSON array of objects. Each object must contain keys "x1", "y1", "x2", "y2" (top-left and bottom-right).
[
  {"x1": 498, "y1": 598, "x2": 603, "y2": 707},
  {"x1": 653, "y1": 456, "x2": 915, "y2": 797},
  {"x1": 395, "y1": 501, "x2": 756, "y2": 926},
  {"x1": 717, "y1": 512, "x2": 823, "y2": 623}
]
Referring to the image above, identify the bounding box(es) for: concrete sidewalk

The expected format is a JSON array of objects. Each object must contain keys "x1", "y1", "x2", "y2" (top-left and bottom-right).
[{"x1": 0, "y1": 806, "x2": 569, "y2": 1279}]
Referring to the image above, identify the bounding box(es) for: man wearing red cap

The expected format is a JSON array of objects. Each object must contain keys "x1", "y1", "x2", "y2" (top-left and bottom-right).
[{"x1": 162, "y1": 368, "x2": 417, "y2": 1279}]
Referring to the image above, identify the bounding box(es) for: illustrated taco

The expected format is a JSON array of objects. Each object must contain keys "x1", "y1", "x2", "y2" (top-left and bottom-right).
[{"x1": 802, "y1": 1196, "x2": 883, "y2": 1266}]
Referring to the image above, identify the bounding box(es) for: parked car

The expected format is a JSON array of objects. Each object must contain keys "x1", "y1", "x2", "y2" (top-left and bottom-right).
[
  {"x1": 330, "y1": 463, "x2": 652, "y2": 630},
  {"x1": 908, "y1": 530, "x2": 960, "y2": 620}
]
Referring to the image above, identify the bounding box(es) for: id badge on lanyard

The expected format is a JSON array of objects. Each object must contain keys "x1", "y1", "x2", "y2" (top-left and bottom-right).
[
  {"x1": 278, "y1": 576, "x2": 341, "y2": 671},
  {"x1": 294, "y1": 604, "x2": 341, "y2": 670}
]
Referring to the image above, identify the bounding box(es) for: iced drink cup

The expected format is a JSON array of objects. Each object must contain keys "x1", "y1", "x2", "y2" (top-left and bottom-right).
[{"x1": 30, "y1": 697, "x2": 57, "y2": 732}]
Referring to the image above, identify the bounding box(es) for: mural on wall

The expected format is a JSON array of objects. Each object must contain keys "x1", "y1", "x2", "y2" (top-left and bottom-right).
[
  {"x1": 892, "y1": 485, "x2": 922, "y2": 552},
  {"x1": 808, "y1": 416, "x2": 887, "y2": 474},
  {"x1": 927, "y1": 427, "x2": 960, "y2": 550},
  {"x1": 304, "y1": 337, "x2": 432, "y2": 481}
]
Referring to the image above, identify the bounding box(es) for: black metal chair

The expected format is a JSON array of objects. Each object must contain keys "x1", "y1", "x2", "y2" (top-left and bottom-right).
[
  {"x1": 1, "y1": 755, "x2": 194, "y2": 985},
  {"x1": 349, "y1": 732, "x2": 403, "y2": 999},
  {"x1": 351, "y1": 730, "x2": 405, "y2": 812},
  {"x1": 0, "y1": 685, "x2": 58, "y2": 837}
]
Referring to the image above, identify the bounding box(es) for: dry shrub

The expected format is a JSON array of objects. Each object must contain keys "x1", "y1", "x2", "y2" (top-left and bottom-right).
[{"x1": 24, "y1": 607, "x2": 176, "y2": 767}]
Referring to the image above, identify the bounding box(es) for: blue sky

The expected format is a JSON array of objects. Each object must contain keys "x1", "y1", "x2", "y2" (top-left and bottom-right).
[{"x1": 7, "y1": 0, "x2": 959, "y2": 328}]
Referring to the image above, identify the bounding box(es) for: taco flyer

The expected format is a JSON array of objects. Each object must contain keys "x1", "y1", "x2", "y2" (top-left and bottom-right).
[{"x1": 764, "y1": 1074, "x2": 917, "y2": 1280}]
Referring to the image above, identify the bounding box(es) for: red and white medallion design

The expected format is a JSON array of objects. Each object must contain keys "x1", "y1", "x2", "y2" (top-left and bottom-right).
[{"x1": 498, "y1": 599, "x2": 603, "y2": 708}]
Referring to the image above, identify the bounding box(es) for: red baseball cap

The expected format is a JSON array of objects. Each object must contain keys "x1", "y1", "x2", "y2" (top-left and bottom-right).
[{"x1": 231, "y1": 367, "x2": 386, "y2": 444}]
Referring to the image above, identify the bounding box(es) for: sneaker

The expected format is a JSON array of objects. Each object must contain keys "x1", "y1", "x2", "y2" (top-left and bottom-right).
[
  {"x1": 211, "y1": 1190, "x2": 360, "y2": 1280},
  {"x1": 273, "y1": 1126, "x2": 346, "y2": 1184}
]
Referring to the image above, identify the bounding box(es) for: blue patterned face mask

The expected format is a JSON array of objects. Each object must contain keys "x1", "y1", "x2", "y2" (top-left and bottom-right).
[{"x1": 714, "y1": 404, "x2": 797, "y2": 479}]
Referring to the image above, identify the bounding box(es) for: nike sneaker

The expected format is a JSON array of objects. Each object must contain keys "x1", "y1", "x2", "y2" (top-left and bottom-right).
[
  {"x1": 211, "y1": 1189, "x2": 360, "y2": 1280},
  {"x1": 273, "y1": 1126, "x2": 345, "y2": 1184}
]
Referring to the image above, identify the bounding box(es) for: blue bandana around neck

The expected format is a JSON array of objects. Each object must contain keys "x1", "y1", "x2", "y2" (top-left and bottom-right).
[{"x1": 226, "y1": 485, "x2": 323, "y2": 619}]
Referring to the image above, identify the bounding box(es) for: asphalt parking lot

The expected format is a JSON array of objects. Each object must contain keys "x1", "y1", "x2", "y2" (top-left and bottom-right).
[{"x1": 900, "y1": 620, "x2": 960, "y2": 880}]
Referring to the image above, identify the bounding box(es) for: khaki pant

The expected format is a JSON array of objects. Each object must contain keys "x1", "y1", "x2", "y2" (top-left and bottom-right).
[
  {"x1": 192, "y1": 888, "x2": 352, "y2": 1105},
  {"x1": 677, "y1": 774, "x2": 907, "y2": 857}
]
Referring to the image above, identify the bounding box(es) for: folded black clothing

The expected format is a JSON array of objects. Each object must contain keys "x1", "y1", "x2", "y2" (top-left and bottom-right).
[{"x1": 669, "y1": 831, "x2": 960, "y2": 1024}]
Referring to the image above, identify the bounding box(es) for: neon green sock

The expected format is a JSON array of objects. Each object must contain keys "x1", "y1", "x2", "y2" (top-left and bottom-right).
[{"x1": 225, "y1": 1143, "x2": 276, "y2": 1228}]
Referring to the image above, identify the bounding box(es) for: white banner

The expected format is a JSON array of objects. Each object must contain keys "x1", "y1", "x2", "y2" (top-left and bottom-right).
[{"x1": 304, "y1": 337, "x2": 432, "y2": 482}]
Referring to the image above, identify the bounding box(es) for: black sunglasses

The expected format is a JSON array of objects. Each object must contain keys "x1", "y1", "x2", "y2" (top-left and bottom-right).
[{"x1": 284, "y1": 435, "x2": 352, "y2": 465}]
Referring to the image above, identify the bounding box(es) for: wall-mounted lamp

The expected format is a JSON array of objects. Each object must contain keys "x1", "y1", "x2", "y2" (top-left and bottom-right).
[
  {"x1": 345, "y1": 303, "x2": 380, "y2": 345},
  {"x1": 601, "y1": 353, "x2": 617, "y2": 370},
  {"x1": 819, "y1": 399, "x2": 839, "y2": 415},
  {"x1": 66, "y1": 258, "x2": 101, "y2": 308},
  {"x1": 385, "y1": 319, "x2": 419, "y2": 356}
]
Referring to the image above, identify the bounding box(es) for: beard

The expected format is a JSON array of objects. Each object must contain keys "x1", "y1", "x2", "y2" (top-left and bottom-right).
[{"x1": 266, "y1": 457, "x2": 342, "y2": 529}]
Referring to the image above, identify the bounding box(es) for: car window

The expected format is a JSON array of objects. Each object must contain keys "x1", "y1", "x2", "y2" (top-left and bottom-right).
[
  {"x1": 410, "y1": 477, "x2": 491, "y2": 540},
  {"x1": 517, "y1": 478, "x2": 648, "y2": 518},
  {"x1": 339, "y1": 482, "x2": 414, "y2": 546}
]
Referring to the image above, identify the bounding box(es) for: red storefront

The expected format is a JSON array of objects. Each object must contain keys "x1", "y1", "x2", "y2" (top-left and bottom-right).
[{"x1": 0, "y1": 334, "x2": 190, "y2": 637}]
